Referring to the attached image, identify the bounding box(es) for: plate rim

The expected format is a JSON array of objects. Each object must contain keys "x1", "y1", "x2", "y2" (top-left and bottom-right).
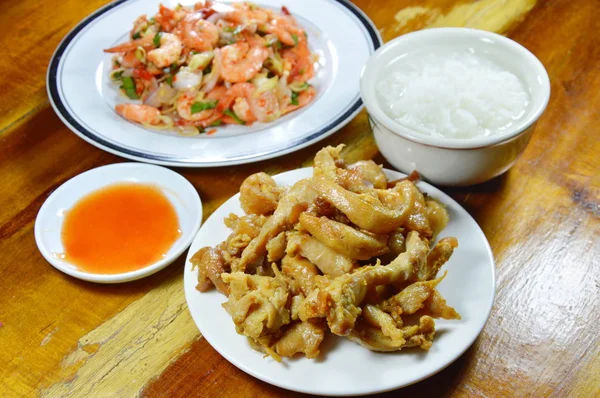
[
  {"x1": 46, "y1": 0, "x2": 382, "y2": 167},
  {"x1": 183, "y1": 167, "x2": 497, "y2": 395}
]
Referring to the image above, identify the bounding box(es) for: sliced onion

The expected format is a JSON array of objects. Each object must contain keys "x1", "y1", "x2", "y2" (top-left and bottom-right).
[
  {"x1": 173, "y1": 68, "x2": 203, "y2": 90},
  {"x1": 144, "y1": 83, "x2": 177, "y2": 107}
]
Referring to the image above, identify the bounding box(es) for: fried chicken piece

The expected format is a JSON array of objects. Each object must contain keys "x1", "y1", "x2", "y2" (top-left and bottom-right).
[
  {"x1": 401, "y1": 182, "x2": 433, "y2": 238},
  {"x1": 422, "y1": 290, "x2": 461, "y2": 320},
  {"x1": 424, "y1": 237, "x2": 458, "y2": 281},
  {"x1": 425, "y1": 199, "x2": 449, "y2": 240},
  {"x1": 313, "y1": 144, "x2": 346, "y2": 180},
  {"x1": 346, "y1": 160, "x2": 388, "y2": 189},
  {"x1": 299, "y1": 213, "x2": 389, "y2": 260},
  {"x1": 287, "y1": 232, "x2": 357, "y2": 277},
  {"x1": 191, "y1": 247, "x2": 230, "y2": 295},
  {"x1": 387, "y1": 228, "x2": 406, "y2": 258},
  {"x1": 238, "y1": 179, "x2": 318, "y2": 270},
  {"x1": 362, "y1": 305, "x2": 405, "y2": 344},
  {"x1": 266, "y1": 231, "x2": 287, "y2": 263},
  {"x1": 311, "y1": 177, "x2": 412, "y2": 234},
  {"x1": 348, "y1": 315, "x2": 436, "y2": 351},
  {"x1": 274, "y1": 321, "x2": 326, "y2": 359},
  {"x1": 281, "y1": 254, "x2": 319, "y2": 296},
  {"x1": 299, "y1": 231, "x2": 429, "y2": 335},
  {"x1": 222, "y1": 269, "x2": 291, "y2": 354},
  {"x1": 223, "y1": 213, "x2": 267, "y2": 257},
  {"x1": 379, "y1": 274, "x2": 460, "y2": 321},
  {"x1": 239, "y1": 172, "x2": 282, "y2": 215}
]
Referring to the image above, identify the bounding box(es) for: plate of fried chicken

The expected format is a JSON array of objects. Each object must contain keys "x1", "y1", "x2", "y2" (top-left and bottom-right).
[{"x1": 184, "y1": 146, "x2": 495, "y2": 395}]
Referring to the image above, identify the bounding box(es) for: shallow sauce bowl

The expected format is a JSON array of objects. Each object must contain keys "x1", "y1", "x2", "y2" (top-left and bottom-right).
[
  {"x1": 360, "y1": 27, "x2": 551, "y2": 186},
  {"x1": 35, "y1": 163, "x2": 202, "y2": 283}
]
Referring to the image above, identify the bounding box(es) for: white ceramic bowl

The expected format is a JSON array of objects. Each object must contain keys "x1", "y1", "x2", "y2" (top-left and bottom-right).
[
  {"x1": 35, "y1": 163, "x2": 202, "y2": 283},
  {"x1": 360, "y1": 28, "x2": 551, "y2": 186}
]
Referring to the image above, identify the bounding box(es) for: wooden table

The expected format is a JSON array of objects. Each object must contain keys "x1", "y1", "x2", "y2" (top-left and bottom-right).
[{"x1": 1, "y1": 0, "x2": 599, "y2": 396}]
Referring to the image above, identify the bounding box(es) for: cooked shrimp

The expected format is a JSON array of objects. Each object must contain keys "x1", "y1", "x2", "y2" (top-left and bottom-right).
[
  {"x1": 177, "y1": 13, "x2": 219, "y2": 52},
  {"x1": 104, "y1": 34, "x2": 154, "y2": 53},
  {"x1": 222, "y1": 3, "x2": 271, "y2": 25},
  {"x1": 265, "y1": 15, "x2": 304, "y2": 47},
  {"x1": 120, "y1": 50, "x2": 142, "y2": 68},
  {"x1": 283, "y1": 86, "x2": 316, "y2": 115},
  {"x1": 176, "y1": 92, "x2": 215, "y2": 121},
  {"x1": 283, "y1": 36, "x2": 314, "y2": 83},
  {"x1": 217, "y1": 82, "x2": 253, "y2": 112},
  {"x1": 106, "y1": 2, "x2": 317, "y2": 134},
  {"x1": 155, "y1": 3, "x2": 188, "y2": 32},
  {"x1": 147, "y1": 33, "x2": 183, "y2": 68},
  {"x1": 220, "y1": 33, "x2": 269, "y2": 83},
  {"x1": 115, "y1": 104, "x2": 162, "y2": 124}
]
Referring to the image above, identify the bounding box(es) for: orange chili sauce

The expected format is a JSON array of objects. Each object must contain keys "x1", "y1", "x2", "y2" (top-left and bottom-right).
[{"x1": 61, "y1": 183, "x2": 181, "y2": 274}]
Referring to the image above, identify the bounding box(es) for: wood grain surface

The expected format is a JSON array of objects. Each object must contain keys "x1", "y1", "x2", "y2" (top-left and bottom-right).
[{"x1": 1, "y1": 0, "x2": 599, "y2": 397}]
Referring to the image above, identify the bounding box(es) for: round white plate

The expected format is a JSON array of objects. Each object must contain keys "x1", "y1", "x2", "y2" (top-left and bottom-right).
[
  {"x1": 47, "y1": 0, "x2": 381, "y2": 167},
  {"x1": 184, "y1": 167, "x2": 495, "y2": 395},
  {"x1": 35, "y1": 163, "x2": 202, "y2": 283}
]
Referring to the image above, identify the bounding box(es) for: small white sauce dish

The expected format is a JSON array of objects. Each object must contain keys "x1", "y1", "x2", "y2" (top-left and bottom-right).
[
  {"x1": 360, "y1": 27, "x2": 551, "y2": 186},
  {"x1": 35, "y1": 163, "x2": 202, "y2": 283}
]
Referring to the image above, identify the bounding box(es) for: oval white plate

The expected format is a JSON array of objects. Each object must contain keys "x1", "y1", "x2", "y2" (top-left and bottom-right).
[
  {"x1": 47, "y1": 0, "x2": 381, "y2": 167},
  {"x1": 184, "y1": 167, "x2": 495, "y2": 395},
  {"x1": 35, "y1": 163, "x2": 202, "y2": 283}
]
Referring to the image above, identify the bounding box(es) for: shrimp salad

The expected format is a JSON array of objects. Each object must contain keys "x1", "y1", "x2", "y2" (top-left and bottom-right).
[{"x1": 105, "y1": 1, "x2": 317, "y2": 135}]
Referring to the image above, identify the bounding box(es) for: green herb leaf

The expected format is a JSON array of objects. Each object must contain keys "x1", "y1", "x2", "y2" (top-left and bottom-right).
[
  {"x1": 223, "y1": 109, "x2": 245, "y2": 124},
  {"x1": 111, "y1": 70, "x2": 124, "y2": 80},
  {"x1": 120, "y1": 76, "x2": 139, "y2": 99},
  {"x1": 291, "y1": 33, "x2": 298, "y2": 46},
  {"x1": 209, "y1": 120, "x2": 223, "y2": 127},
  {"x1": 132, "y1": 31, "x2": 142, "y2": 40},
  {"x1": 153, "y1": 32, "x2": 162, "y2": 47},
  {"x1": 191, "y1": 100, "x2": 217, "y2": 114},
  {"x1": 165, "y1": 75, "x2": 173, "y2": 86},
  {"x1": 290, "y1": 91, "x2": 299, "y2": 105}
]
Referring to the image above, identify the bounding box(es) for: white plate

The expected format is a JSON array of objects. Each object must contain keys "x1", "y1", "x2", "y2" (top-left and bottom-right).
[
  {"x1": 184, "y1": 167, "x2": 495, "y2": 395},
  {"x1": 47, "y1": 0, "x2": 381, "y2": 167},
  {"x1": 35, "y1": 163, "x2": 202, "y2": 283}
]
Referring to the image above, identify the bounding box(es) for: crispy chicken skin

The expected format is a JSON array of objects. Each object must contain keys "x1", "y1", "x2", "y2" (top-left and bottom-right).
[
  {"x1": 424, "y1": 237, "x2": 458, "y2": 281},
  {"x1": 238, "y1": 179, "x2": 317, "y2": 270},
  {"x1": 378, "y1": 274, "x2": 461, "y2": 321},
  {"x1": 266, "y1": 231, "x2": 287, "y2": 263},
  {"x1": 190, "y1": 247, "x2": 230, "y2": 295},
  {"x1": 313, "y1": 144, "x2": 345, "y2": 181},
  {"x1": 348, "y1": 315, "x2": 436, "y2": 351},
  {"x1": 274, "y1": 321, "x2": 326, "y2": 359},
  {"x1": 346, "y1": 160, "x2": 388, "y2": 189},
  {"x1": 281, "y1": 254, "x2": 319, "y2": 296},
  {"x1": 311, "y1": 177, "x2": 412, "y2": 234},
  {"x1": 299, "y1": 232, "x2": 429, "y2": 335},
  {"x1": 287, "y1": 232, "x2": 357, "y2": 277},
  {"x1": 222, "y1": 269, "x2": 291, "y2": 352},
  {"x1": 425, "y1": 199, "x2": 449, "y2": 239},
  {"x1": 239, "y1": 172, "x2": 282, "y2": 215},
  {"x1": 193, "y1": 146, "x2": 462, "y2": 360},
  {"x1": 298, "y1": 213, "x2": 389, "y2": 260}
]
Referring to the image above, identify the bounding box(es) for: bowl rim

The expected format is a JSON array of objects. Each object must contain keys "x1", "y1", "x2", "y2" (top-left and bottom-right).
[
  {"x1": 34, "y1": 162, "x2": 203, "y2": 283},
  {"x1": 360, "y1": 27, "x2": 551, "y2": 149}
]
